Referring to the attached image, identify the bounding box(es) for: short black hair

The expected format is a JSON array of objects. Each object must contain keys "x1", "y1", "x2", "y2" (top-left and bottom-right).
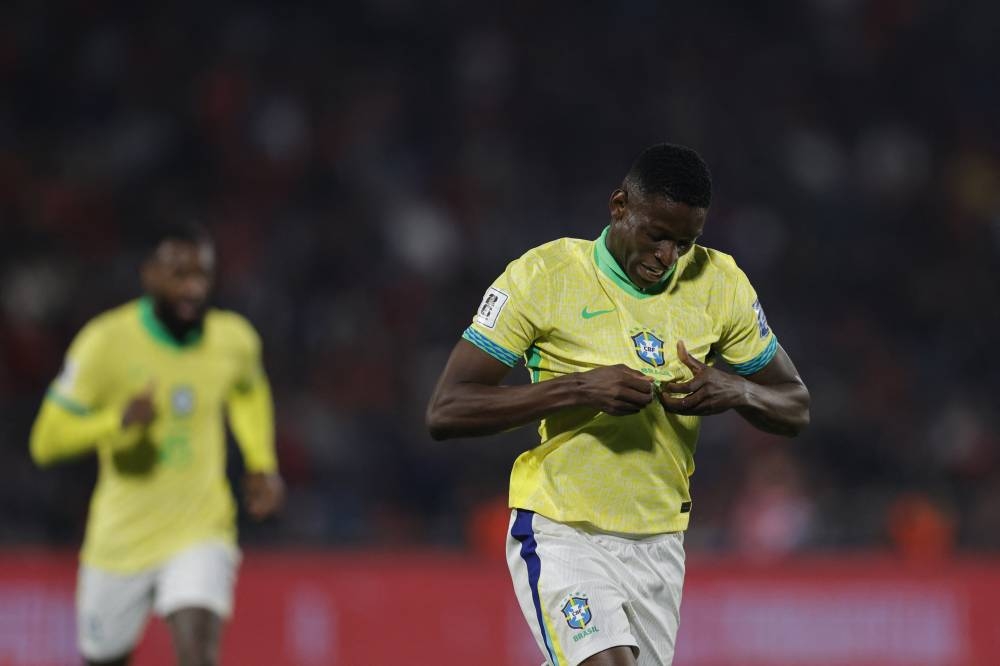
[
  {"x1": 624, "y1": 143, "x2": 712, "y2": 208},
  {"x1": 144, "y1": 220, "x2": 213, "y2": 256}
]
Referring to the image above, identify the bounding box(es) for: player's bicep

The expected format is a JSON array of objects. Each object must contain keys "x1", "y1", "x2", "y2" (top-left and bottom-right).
[
  {"x1": 427, "y1": 340, "x2": 512, "y2": 429},
  {"x1": 743, "y1": 344, "x2": 804, "y2": 387},
  {"x1": 436, "y1": 339, "x2": 514, "y2": 390}
]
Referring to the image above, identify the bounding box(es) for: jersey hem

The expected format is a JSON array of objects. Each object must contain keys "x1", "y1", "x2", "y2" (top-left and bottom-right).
[
  {"x1": 512, "y1": 504, "x2": 691, "y2": 536},
  {"x1": 80, "y1": 530, "x2": 238, "y2": 574}
]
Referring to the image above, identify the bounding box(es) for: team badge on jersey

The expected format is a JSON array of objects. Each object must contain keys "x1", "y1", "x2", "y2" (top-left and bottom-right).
[
  {"x1": 474, "y1": 287, "x2": 509, "y2": 329},
  {"x1": 561, "y1": 596, "x2": 592, "y2": 629},
  {"x1": 171, "y1": 385, "x2": 195, "y2": 417},
  {"x1": 752, "y1": 299, "x2": 770, "y2": 337},
  {"x1": 632, "y1": 331, "x2": 665, "y2": 367}
]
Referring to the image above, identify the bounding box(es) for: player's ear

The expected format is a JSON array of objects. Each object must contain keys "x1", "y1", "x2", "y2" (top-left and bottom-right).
[
  {"x1": 609, "y1": 189, "x2": 627, "y2": 221},
  {"x1": 140, "y1": 258, "x2": 159, "y2": 293}
]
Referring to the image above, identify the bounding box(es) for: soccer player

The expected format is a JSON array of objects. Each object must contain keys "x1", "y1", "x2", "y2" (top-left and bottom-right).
[
  {"x1": 426, "y1": 144, "x2": 810, "y2": 666},
  {"x1": 29, "y1": 224, "x2": 284, "y2": 666}
]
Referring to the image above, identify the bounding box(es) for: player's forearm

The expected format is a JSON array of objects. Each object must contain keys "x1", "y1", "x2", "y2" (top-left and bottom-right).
[
  {"x1": 228, "y1": 377, "x2": 277, "y2": 472},
  {"x1": 427, "y1": 376, "x2": 582, "y2": 440},
  {"x1": 29, "y1": 399, "x2": 141, "y2": 466},
  {"x1": 735, "y1": 379, "x2": 810, "y2": 437}
]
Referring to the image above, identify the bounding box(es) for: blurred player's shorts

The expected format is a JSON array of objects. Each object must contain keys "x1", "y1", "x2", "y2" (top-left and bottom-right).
[{"x1": 77, "y1": 539, "x2": 240, "y2": 660}]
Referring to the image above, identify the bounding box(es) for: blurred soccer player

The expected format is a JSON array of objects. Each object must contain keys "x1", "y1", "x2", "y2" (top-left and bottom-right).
[
  {"x1": 29, "y1": 224, "x2": 284, "y2": 666},
  {"x1": 427, "y1": 144, "x2": 810, "y2": 666}
]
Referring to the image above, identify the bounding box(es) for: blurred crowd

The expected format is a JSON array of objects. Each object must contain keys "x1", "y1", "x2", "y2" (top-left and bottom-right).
[{"x1": 1, "y1": 0, "x2": 998, "y2": 557}]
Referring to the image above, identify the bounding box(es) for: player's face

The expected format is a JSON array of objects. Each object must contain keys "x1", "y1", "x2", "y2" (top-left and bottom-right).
[
  {"x1": 145, "y1": 240, "x2": 215, "y2": 325},
  {"x1": 608, "y1": 188, "x2": 706, "y2": 289}
]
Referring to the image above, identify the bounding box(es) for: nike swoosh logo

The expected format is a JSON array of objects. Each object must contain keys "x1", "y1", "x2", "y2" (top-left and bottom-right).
[{"x1": 581, "y1": 306, "x2": 616, "y2": 319}]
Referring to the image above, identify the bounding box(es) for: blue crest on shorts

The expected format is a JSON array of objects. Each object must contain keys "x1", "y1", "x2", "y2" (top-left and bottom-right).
[
  {"x1": 561, "y1": 596, "x2": 592, "y2": 629},
  {"x1": 632, "y1": 331, "x2": 665, "y2": 367}
]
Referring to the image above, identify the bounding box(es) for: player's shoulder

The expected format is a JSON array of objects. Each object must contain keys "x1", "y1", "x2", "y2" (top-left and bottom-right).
[
  {"x1": 686, "y1": 245, "x2": 750, "y2": 283},
  {"x1": 205, "y1": 308, "x2": 261, "y2": 349},
  {"x1": 511, "y1": 236, "x2": 593, "y2": 275},
  {"x1": 63, "y1": 300, "x2": 141, "y2": 359},
  {"x1": 77, "y1": 300, "x2": 142, "y2": 340}
]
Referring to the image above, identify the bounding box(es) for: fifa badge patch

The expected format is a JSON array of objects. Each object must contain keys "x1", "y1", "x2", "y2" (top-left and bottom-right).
[
  {"x1": 561, "y1": 595, "x2": 592, "y2": 629},
  {"x1": 170, "y1": 385, "x2": 195, "y2": 417},
  {"x1": 474, "y1": 287, "x2": 509, "y2": 329},
  {"x1": 632, "y1": 330, "x2": 665, "y2": 367},
  {"x1": 55, "y1": 360, "x2": 79, "y2": 392},
  {"x1": 752, "y1": 299, "x2": 770, "y2": 337}
]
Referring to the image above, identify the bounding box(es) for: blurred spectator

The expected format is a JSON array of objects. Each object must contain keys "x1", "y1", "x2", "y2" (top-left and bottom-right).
[
  {"x1": 730, "y1": 447, "x2": 817, "y2": 559},
  {"x1": 886, "y1": 493, "x2": 956, "y2": 562}
]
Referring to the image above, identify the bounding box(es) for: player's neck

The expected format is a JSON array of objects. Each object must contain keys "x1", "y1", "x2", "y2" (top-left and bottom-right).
[
  {"x1": 150, "y1": 298, "x2": 203, "y2": 344},
  {"x1": 597, "y1": 226, "x2": 674, "y2": 295}
]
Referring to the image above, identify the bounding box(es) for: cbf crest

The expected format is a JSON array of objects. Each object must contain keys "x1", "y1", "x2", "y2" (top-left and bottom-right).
[
  {"x1": 632, "y1": 331, "x2": 665, "y2": 367},
  {"x1": 561, "y1": 596, "x2": 592, "y2": 629},
  {"x1": 171, "y1": 385, "x2": 195, "y2": 417}
]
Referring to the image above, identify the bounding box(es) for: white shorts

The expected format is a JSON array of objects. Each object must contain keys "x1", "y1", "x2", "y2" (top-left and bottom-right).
[
  {"x1": 507, "y1": 510, "x2": 685, "y2": 666},
  {"x1": 77, "y1": 539, "x2": 240, "y2": 661}
]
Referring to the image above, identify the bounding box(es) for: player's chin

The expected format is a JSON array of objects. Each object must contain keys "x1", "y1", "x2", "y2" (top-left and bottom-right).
[
  {"x1": 176, "y1": 309, "x2": 207, "y2": 327},
  {"x1": 628, "y1": 274, "x2": 656, "y2": 290},
  {"x1": 633, "y1": 261, "x2": 669, "y2": 286}
]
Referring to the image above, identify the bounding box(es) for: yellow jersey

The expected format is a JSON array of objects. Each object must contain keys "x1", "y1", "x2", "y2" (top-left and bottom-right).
[
  {"x1": 30, "y1": 298, "x2": 276, "y2": 572},
  {"x1": 464, "y1": 227, "x2": 777, "y2": 535}
]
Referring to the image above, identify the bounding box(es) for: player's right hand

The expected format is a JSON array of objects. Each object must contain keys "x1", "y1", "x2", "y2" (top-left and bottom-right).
[
  {"x1": 576, "y1": 364, "x2": 654, "y2": 416},
  {"x1": 243, "y1": 472, "x2": 286, "y2": 520},
  {"x1": 121, "y1": 382, "x2": 157, "y2": 428}
]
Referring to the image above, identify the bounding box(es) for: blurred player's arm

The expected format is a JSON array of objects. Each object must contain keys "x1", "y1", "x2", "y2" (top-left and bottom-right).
[
  {"x1": 30, "y1": 321, "x2": 154, "y2": 466},
  {"x1": 30, "y1": 387, "x2": 153, "y2": 466},
  {"x1": 426, "y1": 339, "x2": 654, "y2": 440},
  {"x1": 227, "y1": 330, "x2": 283, "y2": 519},
  {"x1": 228, "y1": 374, "x2": 276, "y2": 472}
]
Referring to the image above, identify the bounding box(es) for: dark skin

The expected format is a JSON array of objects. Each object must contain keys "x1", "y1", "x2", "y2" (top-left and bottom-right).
[
  {"x1": 426, "y1": 186, "x2": 809, "y2": 665},
  {"x1": 91, "y1": 239, "x2": 285, "y2": 666},
  {"x1": 167, "y1": 608, "x2": 223, "y2": 666}
]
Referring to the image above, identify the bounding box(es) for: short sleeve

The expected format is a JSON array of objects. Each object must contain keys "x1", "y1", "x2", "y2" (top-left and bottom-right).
[
  {"x1": 48, "y1": 322, "x2": 109, "y2": 414},
  {"x1": 463, "y1": 251, "x2": 548, "y2": 367},
  {"x1": 716, "y1": 266, "x2": 778, "y2": 376}
]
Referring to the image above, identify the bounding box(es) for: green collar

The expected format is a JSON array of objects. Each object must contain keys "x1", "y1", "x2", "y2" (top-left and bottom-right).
[
  {"x1": 593, "y1": 226, "x2": 675, "y2": 299},
  {"x1": 138, "y1": 297, "x2": 203, "y2": 349}
]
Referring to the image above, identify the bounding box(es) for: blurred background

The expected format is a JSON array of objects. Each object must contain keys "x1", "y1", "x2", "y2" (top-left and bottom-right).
[{"x1": 1, "y1": 0, "x2": 998, "y2": 664}]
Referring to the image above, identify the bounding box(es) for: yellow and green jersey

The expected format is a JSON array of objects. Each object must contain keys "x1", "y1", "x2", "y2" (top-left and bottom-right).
[
  {"x1": 30, "y1": 297, "x2": 276, "y2": 573},
  {"x1": 464, "y1": 227, "x2": 777, "y2": 535}
]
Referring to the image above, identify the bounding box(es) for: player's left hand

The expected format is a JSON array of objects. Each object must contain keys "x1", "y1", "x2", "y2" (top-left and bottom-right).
[
  {"x1": 243, "y1": 471, "x2": 285, "y2": 520},
  {"x1": 658, "y1": 340, "x2": 747, "y2": 416}
]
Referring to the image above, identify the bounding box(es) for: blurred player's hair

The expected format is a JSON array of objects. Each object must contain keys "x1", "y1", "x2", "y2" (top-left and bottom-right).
[
  {"x1": 625, "y1": 144, "x2": 712, "y2": 208},
  {"x1": 144, "y1": 219, "x2": 213, "y2": 256}
]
